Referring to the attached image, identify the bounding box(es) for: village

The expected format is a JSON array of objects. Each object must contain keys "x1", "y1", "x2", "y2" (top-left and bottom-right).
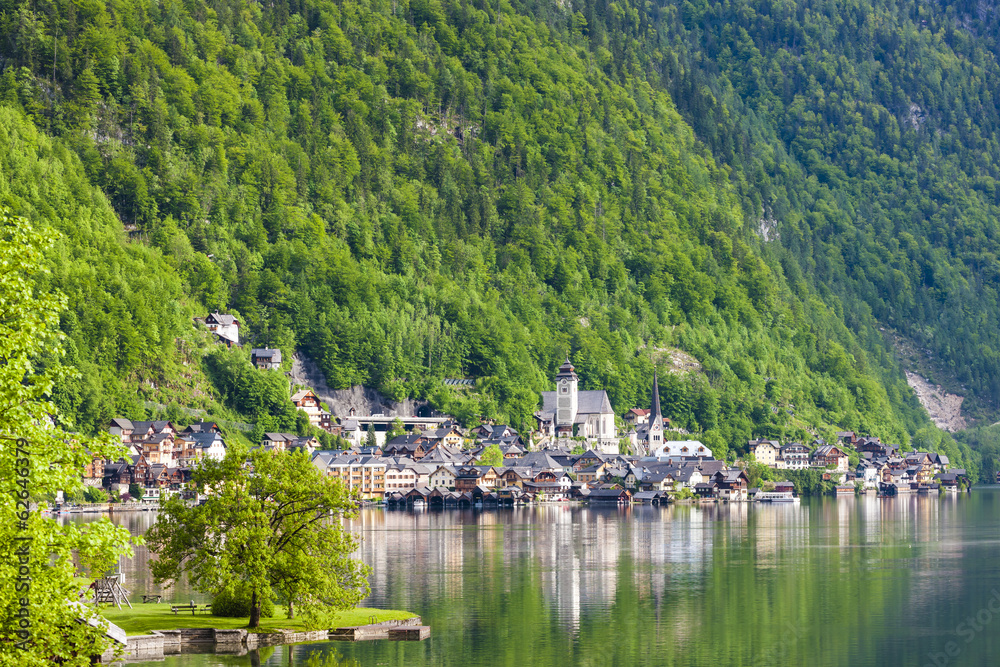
[{"x1": 75, "y1": 314, "x2": 971, "y2": 508}]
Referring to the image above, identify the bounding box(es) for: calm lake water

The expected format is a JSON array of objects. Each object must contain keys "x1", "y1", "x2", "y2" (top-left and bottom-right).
[{"x1": 89, "y1": 489, "x2": 1000, "y2": 666}]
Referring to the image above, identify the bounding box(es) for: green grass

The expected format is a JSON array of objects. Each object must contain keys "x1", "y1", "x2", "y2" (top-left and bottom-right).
[{"x1": 99, "y1": 603, "x2": 416, "y2": 636}]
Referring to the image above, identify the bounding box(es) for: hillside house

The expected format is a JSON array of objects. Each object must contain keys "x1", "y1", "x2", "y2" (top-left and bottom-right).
[
  {"x1": 812, "y1": 445, "x2": 849, "y2": 473},
  {"x1": 778, "y1": 443, "x2": 810, "y2": 470},
  {"x1": 291, "y1": 389, "x2": 331, "y2": 429},
  {"x1": 205, "y1": 313, "x2": 239, "y2": 345},
  {"x1": 251, "y1": 348, "x2": 282, "y2": 369},
  {"x1": 108, "y1": 418, "x2": 134, "y2": 444},
  {"x1": 748, "y1": 439, "x2": 780, "y2": 467}
]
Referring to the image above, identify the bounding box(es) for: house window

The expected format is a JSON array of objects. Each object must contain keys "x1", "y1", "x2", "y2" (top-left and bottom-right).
[{"x1": 560, "y1": 386, "x2": 568, "y2": 394}]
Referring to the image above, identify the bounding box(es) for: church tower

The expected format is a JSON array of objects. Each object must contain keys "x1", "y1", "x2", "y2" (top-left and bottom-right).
[
  {"x1": 647, "y1": 372, "x2": 664, "y2": 452},
  {"x1": 555, "y1": 357, "x2": 579, "y2": 432}
]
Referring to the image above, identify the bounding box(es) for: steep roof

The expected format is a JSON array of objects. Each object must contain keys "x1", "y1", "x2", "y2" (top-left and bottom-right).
[
  {"x1": 539, "y1": 390, "x2": 614, "y2": 415},
  {"x1": 207, "y1": 313, "x2": 238, "y2": 326},
  {"x1": 650, "y1": 372, "x2": 663, "y2": 426},
  {"x1": 513, "y1": 451, "x2": 564, "y2": 470}
]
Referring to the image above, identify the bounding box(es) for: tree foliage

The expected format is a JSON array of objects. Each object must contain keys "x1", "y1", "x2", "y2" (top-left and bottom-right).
[
  {"x1": 146, "y1": 445, "x2": 369, "y2": 627},
  {"x1": 477, "y1": 444, "x2": 504, "y2": 467},
  {"x1": 0, "y1": 210, "x2": 134, "y2": 665},
  {"x1": 0, "y1": 0, "x2": 987, "y2": 472}
]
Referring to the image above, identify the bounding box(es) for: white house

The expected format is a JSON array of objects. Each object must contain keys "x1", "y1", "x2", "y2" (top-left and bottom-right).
[
  {"x1": 649, "y1": 440, "x2": 713, "y2": 459},
  {"x1": 205, "y1": 313, "x2": 240, "y2": 345},
  {"x1": 430, "y1": 465, "x2": 458, "y2": 489},
  {"x1": 190, "y1": 432, "x2": 227, "y2": 461}
]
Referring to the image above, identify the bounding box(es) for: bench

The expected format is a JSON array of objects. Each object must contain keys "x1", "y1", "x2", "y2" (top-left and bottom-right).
[
  {"x1": 170, "y1": 604, "x2": 212, "y2": 615},
  {"x1": 141, "y1": 595, "x2": 162, "y2": 604}
]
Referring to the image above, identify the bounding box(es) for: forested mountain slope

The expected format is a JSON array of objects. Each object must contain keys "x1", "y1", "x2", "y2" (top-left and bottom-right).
[
  {"x1": 554, "y1": 0, "x2": 1000, "y2": 422},
  {"x1": 0, "y1": 0, "x2": 980, "y2": 468}
]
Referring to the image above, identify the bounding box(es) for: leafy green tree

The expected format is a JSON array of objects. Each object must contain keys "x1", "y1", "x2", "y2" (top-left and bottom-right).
[
  {"x1": 742, "y1": 455, "x2": 774, "y2": 490},
  {"x1": 147, "y1": 445, "x2": 370, "y2": 627},
  {"x1": 0, "y1": 211, "x2": 134, "y2": 664},
  {"x1": 365, "y1": 424, "x2": 377, "y2": 449},
  {"x1": 478, "y1": 444, "x2": 504, "y2": 468},
  {"x1": 82, "y1": 486, "x2": 109, "y2": 503},
  {"x1": 385, "y1": 418, "x2": 406, "y2": 442}
]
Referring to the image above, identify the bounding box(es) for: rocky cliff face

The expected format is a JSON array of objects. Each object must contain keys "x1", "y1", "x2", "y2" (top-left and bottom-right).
[
  {"x1": 904, "y1": 372, "x2": 968, "y2": 432},
  {"x1": 289, "y1": 353, "x2": 429, "y2": 419}
]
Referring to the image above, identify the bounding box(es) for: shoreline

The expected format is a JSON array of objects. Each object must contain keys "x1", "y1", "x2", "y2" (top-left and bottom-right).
[
  {"x1": 101, "y1": 615, "x2": 427, "y2": 663},
  {"x1": 100, "y1": 604, "x2": 416, "y2": 636}
]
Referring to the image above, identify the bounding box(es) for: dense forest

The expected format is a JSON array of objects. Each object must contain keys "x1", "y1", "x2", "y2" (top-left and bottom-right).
[{"x1": 0, "y1": 0, "x2": 995, "y2": 473}]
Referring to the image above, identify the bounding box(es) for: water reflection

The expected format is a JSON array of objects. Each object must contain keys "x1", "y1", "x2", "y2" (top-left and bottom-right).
[{"x1": 104, "y1": 490, "x2": 1000, "y2": 666}]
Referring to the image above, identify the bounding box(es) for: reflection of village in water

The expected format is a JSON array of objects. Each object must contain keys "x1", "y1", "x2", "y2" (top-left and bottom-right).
[
  {"x1": 64, "y1": 493, "x2": 995, "y2": 667},
  {"x1": 350, "y1": 493, "x2": 967, "y2": 631}
]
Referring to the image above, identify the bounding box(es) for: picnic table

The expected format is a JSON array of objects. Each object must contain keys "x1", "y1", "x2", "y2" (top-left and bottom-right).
[
  {"x1": 141, "y1": 594, "x2": 162, "y2": 604},
  {"x1": 170, "y1": 604, "x2": 212, "y2": 615}
]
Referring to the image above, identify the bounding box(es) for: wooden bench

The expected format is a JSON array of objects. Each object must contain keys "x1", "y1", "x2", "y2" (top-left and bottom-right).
[
  {"x1": 141, "y1": 595, "x2": 162, "y2": 604},
  {"x1": 170, "y1": 604, "x2": 212, "y2": 615}
]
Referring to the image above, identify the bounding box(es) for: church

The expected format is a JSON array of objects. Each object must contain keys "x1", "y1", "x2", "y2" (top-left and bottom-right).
[
  {"x1": 632, "y1": 373, "x2": 713, "y2": 460},
  {"x1": 535, "y1": 358, "x2": 619, "y2": 454},
  {"x1": 632, "y1": 373, "x2": 666, "y2": 457}
]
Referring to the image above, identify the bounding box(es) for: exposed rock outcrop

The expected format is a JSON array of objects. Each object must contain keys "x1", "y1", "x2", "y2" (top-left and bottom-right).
[{"x1": 288, "y1": 352, "x2": 429, "y2": 418}]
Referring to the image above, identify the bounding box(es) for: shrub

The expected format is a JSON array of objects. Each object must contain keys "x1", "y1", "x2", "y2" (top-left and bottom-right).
[
  {"x1": 211, "y1": 588, "x2": 275, "y2": 618},
  {"x1": 83, "y1": 486, "x2": 109, "y2": 503}
]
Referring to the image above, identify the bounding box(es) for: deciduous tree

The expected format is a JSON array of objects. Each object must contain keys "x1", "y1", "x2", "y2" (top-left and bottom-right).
[
  {"x1": 147, "y1": 445, "x2": 370, "y2": 627},
  {"x1": 0, "y1": 210, "x2": 134, "y2": 665}
]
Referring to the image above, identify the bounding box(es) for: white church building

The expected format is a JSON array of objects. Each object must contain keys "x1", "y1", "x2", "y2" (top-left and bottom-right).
[{"x1": 535, "y1": 358, "x2": 619, "y2": 454}]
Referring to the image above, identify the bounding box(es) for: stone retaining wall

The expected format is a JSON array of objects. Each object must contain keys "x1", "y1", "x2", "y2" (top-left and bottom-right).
[{"x1": 101, "y1": 617, "x2": 426, "y2": 663}]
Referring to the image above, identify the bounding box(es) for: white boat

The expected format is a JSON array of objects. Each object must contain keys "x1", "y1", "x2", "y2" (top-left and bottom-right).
[{"x1": 756, "y1": 492, "x2": 800, "y2": 503}]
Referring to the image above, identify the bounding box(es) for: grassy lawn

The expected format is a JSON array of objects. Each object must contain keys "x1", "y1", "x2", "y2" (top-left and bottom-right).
[{"x1": 100, "y1": 603, "x2": 416, "y2": 636}]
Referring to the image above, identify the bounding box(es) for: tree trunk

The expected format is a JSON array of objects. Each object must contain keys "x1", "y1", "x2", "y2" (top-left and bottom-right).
[
  {"x1": 288, "y1": 600, "x2": 294, "y2": 619},
  {"x1": 249, "y1": 590, "x2": 261, "y2": 628}
]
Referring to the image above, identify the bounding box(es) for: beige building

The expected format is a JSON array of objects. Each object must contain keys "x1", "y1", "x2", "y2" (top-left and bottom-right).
[
  {"x1": 748, "y1": 439, "x2": 780, "y2": 467},
  {"x1": 321, "y1": 455, "x2": 386, "y2": 499}
]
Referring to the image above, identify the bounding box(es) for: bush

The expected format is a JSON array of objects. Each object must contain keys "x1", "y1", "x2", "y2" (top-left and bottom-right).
[
  {"x1": 211, "y1": 588, "x2": 275, "y2": 618},
  {"x1": 82, "y1": 486, "x2": 109, "y2": 503}
]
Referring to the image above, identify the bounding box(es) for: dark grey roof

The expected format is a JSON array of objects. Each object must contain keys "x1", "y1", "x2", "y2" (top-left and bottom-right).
[
  {"x1": 386, "y1": 434, "x2": 426, "y2": 447},
  {"x1": 513, "y1": 452, "x2": 564, "y2": 470},
  {"x1": 251, "y1": 348, "x2": 282, "y2": 361},
  {"x1": 588, "y1": 488, "x2": 630, "y2": 498},
  {"x1": 539, "y1": 390, "x2": 614, "y2": 415},
  {"x1": 207, "y1": 313, "x2": 238, "y2": 326}
]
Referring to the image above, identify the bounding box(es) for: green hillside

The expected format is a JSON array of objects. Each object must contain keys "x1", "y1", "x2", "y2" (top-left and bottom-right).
[
  {"x1": 0, "y1": 0, "x2": 986, "y2": 470},
  {"x1": 559, "y1": 0, "x2": 1000, "y2": 421}
]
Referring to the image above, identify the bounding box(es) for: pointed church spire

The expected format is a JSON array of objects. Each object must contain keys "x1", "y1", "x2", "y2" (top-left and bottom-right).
[{"x1": 650, "y1": 372, "x2": 662, "y2": 426}]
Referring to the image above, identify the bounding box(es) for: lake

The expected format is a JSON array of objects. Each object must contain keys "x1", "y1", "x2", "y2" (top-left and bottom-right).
[{"x1": 97, "y1": 489, "x2": 1000, "y2": 666}]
